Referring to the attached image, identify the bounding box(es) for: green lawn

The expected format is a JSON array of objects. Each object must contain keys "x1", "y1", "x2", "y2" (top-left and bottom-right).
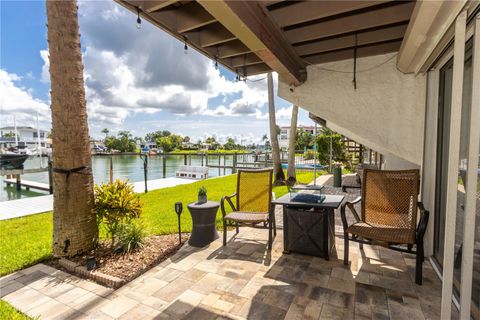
[
  {"x1": 0, "y1": 171, "x2": 320, "y2": 277},
  {"x1": 0, "y1": 301, "x2": 33, "y2": 320}
]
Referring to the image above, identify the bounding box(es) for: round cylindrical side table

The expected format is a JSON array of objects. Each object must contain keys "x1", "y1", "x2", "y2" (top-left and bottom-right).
[{"x1": 187, "y1": 201, "x2": 220, "y2": 247}]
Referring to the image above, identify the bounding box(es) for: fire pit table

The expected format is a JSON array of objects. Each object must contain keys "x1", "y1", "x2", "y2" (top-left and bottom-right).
[
  {"x1": 272, "y1": 193, "x2": 344, "y2": 260},
  {"x1": 187, "y1": 201, "x2": 220, "y2": 247}
]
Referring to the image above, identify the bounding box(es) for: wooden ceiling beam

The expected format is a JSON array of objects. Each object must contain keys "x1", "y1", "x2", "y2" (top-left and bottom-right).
[
  {"x1": 285, "y1": 2, "x2": 415, "y2": 44},
  {"x1": 211, "y1": 40, "x2": 251, "y2": 59},
  {"x1": 229, "y1": 53, "x2": 263, "y2": 68},
  {"x1": 198, "y1": 0, "x2": 306, "y2": 85},
  {"x1": 184, "y1": 22, "x2": 236, "y2": 48},
  {"x1": 269, "y1": 1, "x2": 391, "y2": 29},
  {"x1": 140, "y1": 0, "x2": 179, "y2": 13},
  {"x1": 243, "y1": 63, "x2": 272, "y2": 77},
  {"x1": 149, "y1": 1, "x2": 216, "y2": 34},
  {"x1": 294, "y1": 24, "x2": 408, "y2": 56},
  {"x1": 303, "y1": 40, "x2": 402, "y2": 65}
]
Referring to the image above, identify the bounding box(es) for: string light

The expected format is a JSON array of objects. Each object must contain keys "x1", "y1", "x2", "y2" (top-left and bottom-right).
[
  {"x1": 214, "y1": 47, "x2": 219, "y2": 70},
  {"x1": 136, "y1": 7, "x2": 142, "y2": 30},
  {"x1": 184, "y1": 38, "x2": 188, "y2": 54}
]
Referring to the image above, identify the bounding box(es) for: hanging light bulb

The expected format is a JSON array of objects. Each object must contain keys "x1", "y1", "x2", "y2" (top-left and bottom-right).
[
  {"x1": 136, "y1": 7, "x2": 142, "y2": 29},
  {"x1": 214, "y1": 56, "x2": 218, "y2": 70},
  {"x1": 184, "y1": 39, "x2": 188, "y2": 55}
]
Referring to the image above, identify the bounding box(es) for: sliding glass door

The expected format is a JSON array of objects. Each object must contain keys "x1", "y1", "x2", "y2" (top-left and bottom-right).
[{"x1": 434, "y1": 39, "x2": 478, "y2": 318}]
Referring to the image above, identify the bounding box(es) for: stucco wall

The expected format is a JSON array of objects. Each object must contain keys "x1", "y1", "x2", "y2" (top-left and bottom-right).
[{"x1": 278, "y1": 53, "x2": 427, "y2": 165}]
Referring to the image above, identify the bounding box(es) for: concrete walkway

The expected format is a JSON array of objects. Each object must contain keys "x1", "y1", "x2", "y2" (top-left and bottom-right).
[
  {"x1": 0, "y1": 226, "x2": 456, "y2": 319},
  {"x1": 0, "y1": 176, "x2": 459, "y2": 319},
  {"x1": 0, "y1": 177, "x2": 195, "y2": 221}
]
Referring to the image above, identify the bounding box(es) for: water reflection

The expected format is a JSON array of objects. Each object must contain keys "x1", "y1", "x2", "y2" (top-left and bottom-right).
[{"x1": 1, "y1": 154, "x2": 234, "y2": 202}]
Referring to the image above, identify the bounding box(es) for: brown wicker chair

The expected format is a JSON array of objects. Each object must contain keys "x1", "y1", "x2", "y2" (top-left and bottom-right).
[
  {"x1": 221, "y1": 169, "x2": 276, "y2": 249},
  {"x1": 341, "y1": 169, "x2": 429, "y2": 285}
]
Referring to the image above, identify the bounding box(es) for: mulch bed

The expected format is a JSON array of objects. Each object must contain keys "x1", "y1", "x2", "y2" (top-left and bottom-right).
[{"x1": 53, "y1": 233, "x2": 190, "y2": 283}]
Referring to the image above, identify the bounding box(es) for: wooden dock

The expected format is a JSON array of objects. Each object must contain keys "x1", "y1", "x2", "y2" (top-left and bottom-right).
[{"x1": 3, "y1": 179, "x2": 50, "y2": 192}]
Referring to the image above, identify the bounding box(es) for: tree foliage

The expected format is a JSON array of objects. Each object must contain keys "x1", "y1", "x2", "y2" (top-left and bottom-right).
[
  {"x1": 156, "y1": 134, "x2": 183, "y2": 152},
  {"x1": 315, "y1": 128, "x2": 346, "y2": 164},
  {"x1": 104, "y1": 131, "x2": 137, "y2": 152},
  {"x1": 145, "y1": 130, "x2": 171, "y2": 142},
  {"x1": 295, "y1": 129, "x2": 314, "y2": 150}
]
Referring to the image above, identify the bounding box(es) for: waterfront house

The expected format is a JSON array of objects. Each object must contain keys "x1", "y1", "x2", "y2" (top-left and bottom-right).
[
  {"x1": 113, "y1": 1, "x2": 479, "y2": 318},
  {"x1": 0, "y1": 126, "x2": 51, "y2": 150},
  {"x1": 278, "y1": 125, "x2": 316, "y2": 150}
]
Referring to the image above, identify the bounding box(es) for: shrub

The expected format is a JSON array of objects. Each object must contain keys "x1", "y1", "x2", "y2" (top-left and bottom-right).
[
  {"x1": 94, "y1": 179, "x2": 143, "y2": 248},
  {"x1": 117, "y1": 221, "x2": 147, "y2": 253}
]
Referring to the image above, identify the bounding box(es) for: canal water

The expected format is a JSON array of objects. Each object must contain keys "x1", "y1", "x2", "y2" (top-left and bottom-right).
[{"x1": 0, "y1": 154, "x2": 235, "y2": 202}]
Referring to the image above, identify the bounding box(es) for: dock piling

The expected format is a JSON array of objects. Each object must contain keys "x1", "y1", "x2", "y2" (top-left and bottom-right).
[
  {"x1": 48, "y1": 161, "x2": 53, "y2": 194},
  {"x1": 162, "y1": 154, "x2": 167, "y2": 178},
  {"x1": 16, "y1": 174, "x2": 21, "y2": 191}
]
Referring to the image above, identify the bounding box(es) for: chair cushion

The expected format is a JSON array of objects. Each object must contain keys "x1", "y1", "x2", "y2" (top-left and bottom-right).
[
  {"x1": 347, "y1": 222, "x2": 415, "y2": 245},
  {"x1": 225, "y1": 211, "x2": 268, "y2": 224}
]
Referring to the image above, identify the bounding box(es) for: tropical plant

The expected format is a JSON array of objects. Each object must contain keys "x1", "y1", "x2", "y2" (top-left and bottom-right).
[
  {"x1": 94, "y1": 180, "x2": 143, "y2": 248},
  {"x1": 101, "y1": 128, "x2": 109, "y2": 138},
  {"x1": 46, "y1": 0, "x2": 97, "y2": 256},
  {"x1": 145, "y1": 130, "x2": 171, "y2": 142},
  {"x1": 223, "y1": 137, "x2": 237, "y2": 150},
  {"x1": 267, "y1": 72, "x2": 285, "y2": 184},
  {"x1": 156, "y1": 134, "x2": 183, "y2": 152},
  {"x1": 117, "y1": 221, "x2": 146, "y2": 253},
  {"x1": 316, "y1": 128, "x2": 346, "y2": 165},
  {"x1": 2, "y1": 131, "x2": 15, "y2": 138},
  {"x1": 104, "y1": 131, "x2": 137, "y2": 152},
  {"x1": 295, "y1": 129, "x2": 314, "y2": 150},
  {"x1": 198, "y1": 186, "x2": 207, "y2": 196}
]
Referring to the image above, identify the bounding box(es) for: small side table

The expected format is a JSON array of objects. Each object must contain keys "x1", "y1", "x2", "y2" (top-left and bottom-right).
[{"x1": 187, "y1": 201, "x2": 220, "y2": 247}]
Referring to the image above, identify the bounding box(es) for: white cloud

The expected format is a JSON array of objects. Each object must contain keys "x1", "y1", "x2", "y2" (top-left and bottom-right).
[
  {"x1": 68, "y1": 0, "x2": 276, "y2": 124},
  {"x1": 0, "y1": 69, "x2": 50, "y2": 128},
  {"x1": 4, "y1": 0, "x2": 292, "y2": 135},
  {"x1": 40, "y1": 50, "x2": 50, "y2": 83}
]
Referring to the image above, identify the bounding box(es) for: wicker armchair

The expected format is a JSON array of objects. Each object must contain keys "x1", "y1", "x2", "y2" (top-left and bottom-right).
[
  {"x1": 221, "y1": 169, "x2": 276, "y2": 249},
  {"x1": 341, "y1": 169, "x2": 429, "y2": 285}
]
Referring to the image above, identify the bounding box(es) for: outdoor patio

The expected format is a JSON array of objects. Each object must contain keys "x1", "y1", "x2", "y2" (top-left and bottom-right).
[{"x1": 0, "y1": 177, "x2": 458, "y2": 320}]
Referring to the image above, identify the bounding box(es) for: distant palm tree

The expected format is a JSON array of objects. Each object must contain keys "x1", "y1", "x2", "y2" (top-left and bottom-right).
[
  {"x1": 101, "y1": 128, "x2": 109, "y2": 139},
  {"x1": 46, "y1": 0, "x2": 97, "y2": 256},
  {"x1": 287, "y1": 105, "x2": 299, "y2": 185},
  {"x1": 267, "y1": 72, "x2": 285, "y2": 184}
]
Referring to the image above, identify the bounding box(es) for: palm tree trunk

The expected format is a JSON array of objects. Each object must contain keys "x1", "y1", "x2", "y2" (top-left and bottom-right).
[
  {"x1": 267, "y1": 72, "x2": 285, "y2": 184},
  {"x1": 287, "y1": 105, "x2": 298, "y2": 185},
  {"x1": 46, "y1": 0, "x2": 97, "y2": 257}
]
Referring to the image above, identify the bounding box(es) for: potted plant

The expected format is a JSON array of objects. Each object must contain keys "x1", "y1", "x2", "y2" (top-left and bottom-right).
[
  {"x1": 332, "y1": 161, "x2": 343, "y2": 188},
  {"x1": 197, "y1": 186, "x2": 207, "y2": 204}
]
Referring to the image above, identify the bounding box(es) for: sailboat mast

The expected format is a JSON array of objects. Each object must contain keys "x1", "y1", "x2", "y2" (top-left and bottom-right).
[{"x1": 14, "y1": 115, "x2": 18, "y2": 147}]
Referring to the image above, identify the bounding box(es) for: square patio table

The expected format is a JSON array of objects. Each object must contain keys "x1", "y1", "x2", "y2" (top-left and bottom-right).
[{"x1": 272, "y1": 193, "x2": 344, "y2": 260}]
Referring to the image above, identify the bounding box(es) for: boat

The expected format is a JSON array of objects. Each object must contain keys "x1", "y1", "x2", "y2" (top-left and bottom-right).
[{"x1": 0, "y1": 154, "x2": 29, "y2": 170}]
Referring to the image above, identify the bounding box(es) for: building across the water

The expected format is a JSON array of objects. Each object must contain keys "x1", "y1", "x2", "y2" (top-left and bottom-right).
[
  {"x1": 278, "y1": 125, "x2": 316, "y2": 150},
  {"x1": 0, "y1": 126, "x2": 51, "y2": 150}
]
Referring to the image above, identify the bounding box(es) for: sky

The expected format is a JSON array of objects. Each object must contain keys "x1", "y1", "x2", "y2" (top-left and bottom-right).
[{"x1": 0, "y1": 0, "x2": 313, "y2": 144}]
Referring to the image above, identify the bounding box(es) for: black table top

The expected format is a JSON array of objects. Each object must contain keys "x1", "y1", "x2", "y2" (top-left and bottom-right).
[
  {"x1": 272, "y1": 193, "x2": 345, "y2": 209},
  {"x1": 187, "y1": 201, "x2": 220, "y2": 209}
]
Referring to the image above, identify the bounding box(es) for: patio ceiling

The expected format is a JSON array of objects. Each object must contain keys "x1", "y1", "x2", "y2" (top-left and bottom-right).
[{"x1": 114, "y1": 0, "x2": 416, "y2": 85}]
